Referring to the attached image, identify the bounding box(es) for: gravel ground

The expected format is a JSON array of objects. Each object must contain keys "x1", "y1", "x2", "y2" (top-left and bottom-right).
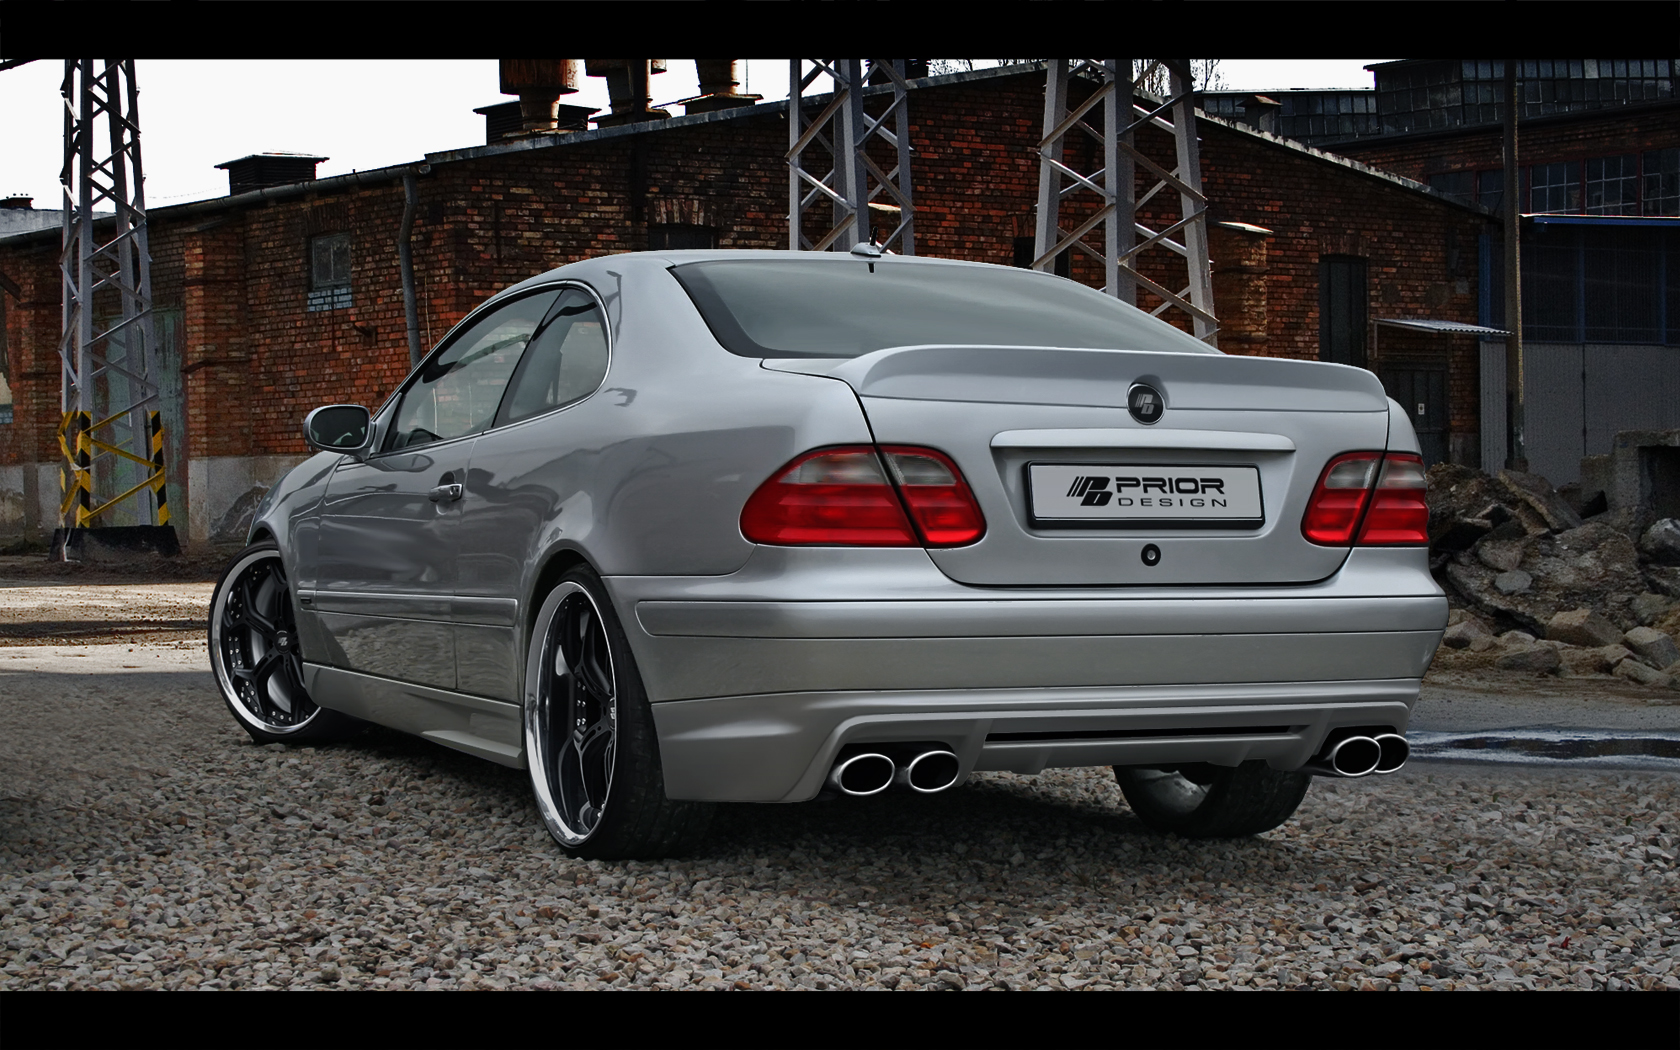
[
  {"x1": 4, "y1": 571, "x2": 1680, "y2": 992},
  {"x1": 3, "y1": 639, "x2": 1679, "y2": 992}
]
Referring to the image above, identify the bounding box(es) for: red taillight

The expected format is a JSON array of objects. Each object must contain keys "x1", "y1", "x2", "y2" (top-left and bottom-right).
[
  {"x1": 880, "y1": 446, "x2": 986, "y2": 547},
  {"x1": 1301, "y1": 451, "x2": 1428, "y2": 546},
  {"x1": 1356, "y1": 454, "x2": 1429, "y2": 545},
  {"x1": 740, "y1": 445, "x2": 986, "y2": 548},
  {"x1": 740, "y1": 447, "x2": 917, "y2": 546}
]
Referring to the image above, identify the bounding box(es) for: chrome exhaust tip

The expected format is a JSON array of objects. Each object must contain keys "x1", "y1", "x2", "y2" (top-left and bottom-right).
[
  {"x1": 895, "y1": 749, "x2": 961, "y2": 794},
  {"x1": 1304, "y1": 735, "x2": 1382, "y2": 778},
  {"x1": 826, "y1": 752, "x2": 895, "y2": 796},
  {"x1": 1372, "y1": 733, "x2": 1410, "y2": 774}
]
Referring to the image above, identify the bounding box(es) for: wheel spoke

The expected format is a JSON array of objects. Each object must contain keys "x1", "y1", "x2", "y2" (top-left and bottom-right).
[
  {"x1": 543, "y1": 588, "x2": 618, "y2": 840},
  {"x1": 250, "y1": 650, "x2": 292, "y2": 715}
]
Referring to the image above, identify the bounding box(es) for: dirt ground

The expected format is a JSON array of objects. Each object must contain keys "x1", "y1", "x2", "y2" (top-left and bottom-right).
[{"x1": 2, "y1": 551, "x2": 1678, "y2": 717}]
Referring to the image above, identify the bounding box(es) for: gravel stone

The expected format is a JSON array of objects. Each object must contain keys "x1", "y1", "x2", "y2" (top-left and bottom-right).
[
  {"x1": 5, "y1": 642, "x2": 1680, "y2": 992},
  {"x1": 6, "y1": 570, "x2": 1680, "y2": 993}
]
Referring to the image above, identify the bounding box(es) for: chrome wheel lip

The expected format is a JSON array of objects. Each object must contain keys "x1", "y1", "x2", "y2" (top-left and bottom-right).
[
  {"x1": 209, "y1": 548, "x2": 319, "y2": 737},
  {"x1": 524, "y1": 580, "x2": 618, "y2": 848}
]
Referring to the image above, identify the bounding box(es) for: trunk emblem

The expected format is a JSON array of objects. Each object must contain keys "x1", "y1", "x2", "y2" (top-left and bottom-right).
[{"x1": 1128, "y1": 383, "x2": 1164, "y2": 425}]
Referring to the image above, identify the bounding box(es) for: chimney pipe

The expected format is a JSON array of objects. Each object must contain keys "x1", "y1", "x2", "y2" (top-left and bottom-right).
[
  {"x1": 684, "y1": 59, "x2": 763, "y2": 114},
  {"x1": 585, "y1": 59, "x2": 671, "y2": 127},
  {"x1": 499, "y1": 59, "x2": 582, "y2": 134}
]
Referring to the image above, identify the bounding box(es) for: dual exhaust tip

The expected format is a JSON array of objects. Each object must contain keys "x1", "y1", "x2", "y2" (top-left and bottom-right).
[
  {"x1": 1305, "y1": 731, "x2": 1409, "y2": 778},
  {"x1": 826, "y1": 746, "x2": 961, "y2": 797}
]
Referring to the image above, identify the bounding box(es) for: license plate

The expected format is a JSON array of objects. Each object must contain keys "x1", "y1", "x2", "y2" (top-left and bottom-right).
[{"x1": 1027, "y1": 463, "x2": 1264, "y2": 528}]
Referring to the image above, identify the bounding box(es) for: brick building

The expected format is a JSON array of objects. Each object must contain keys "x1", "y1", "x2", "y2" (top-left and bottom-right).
[
  {"x1": 1210, "y1": 59, "x2": 1680, "y2": 488},
  {"x1": 0, "y1": 63, "x2": 1486, "y2": 547}
]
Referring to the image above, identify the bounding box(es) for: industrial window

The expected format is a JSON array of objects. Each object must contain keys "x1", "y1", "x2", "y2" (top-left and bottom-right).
[
  {"x1": 1478, "y1": 169, "x2": 1504, "y2": 215},
  {"x1": 1491, "y1": 225, "x2": 1680, "y2": 344},
  {"x1": 1374, "y1": 59, "x2": 1677, "y2": 133},
  {"x1": 1583, "y1": 226, "x2": 1661, "y2": 342},
  {"x1": 1318, "y1": 256, "x2": 1367, "y2": 369},
  {"x1": 1644, "y1": 148, "x2": 1680, "y2": 216},
  {"x1": 1585, "y1": 155, "x2": 1639, "y2": 215},
  {"x1": 307, "y1": 232, "x2": 352, "y2": 312},
  {"x1": 1528, "y1": 162, "x2": 1579, "y2": 215},
  {"x1": 1520, "y1": 226, "x2": 1581, "y2": 342},
  {"x1": 1427, "y1": 171, "x2": 1474, "y2": 206},
  {"x1": 647, "y1": 224, "x2": 716, "y2": 250}
]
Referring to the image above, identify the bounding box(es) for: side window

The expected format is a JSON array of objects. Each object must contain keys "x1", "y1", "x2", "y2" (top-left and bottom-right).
[
  {"x1": 386, "y1": 291, "x2": 559, "y2": 451},
  {"x1": 497, "y1": 288, "x2": 610, "y2": 426}
]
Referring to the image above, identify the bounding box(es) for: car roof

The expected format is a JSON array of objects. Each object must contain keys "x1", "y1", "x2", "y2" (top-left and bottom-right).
[{"x1": 490, "y1": 249, "x2": 1030, "y2": 302}]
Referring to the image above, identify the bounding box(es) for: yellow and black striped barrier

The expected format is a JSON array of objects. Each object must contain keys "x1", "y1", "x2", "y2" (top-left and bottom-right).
[
  {"x1": 57, "y1": 409, "x2": 170, "y2": 527},
  {"x1": 149, "y1": 411, "x2": 170, "y2": 526}
]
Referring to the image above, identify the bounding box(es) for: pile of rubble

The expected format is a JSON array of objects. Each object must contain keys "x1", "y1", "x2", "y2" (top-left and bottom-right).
[{"x1": 1428, "y1": 463, "x2": 1680, "y2": 687}]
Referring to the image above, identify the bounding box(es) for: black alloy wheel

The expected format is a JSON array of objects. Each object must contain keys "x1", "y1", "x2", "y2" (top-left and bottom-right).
[
  {"x1": 209, "y1": 541, "x2": 354, "y2": 745},
  {"x1": 539, "y1": 581, "x2": 618, "y2": 839},
  {"x1": 525, "y1": 566, "x2": 712, "y2": 859}
]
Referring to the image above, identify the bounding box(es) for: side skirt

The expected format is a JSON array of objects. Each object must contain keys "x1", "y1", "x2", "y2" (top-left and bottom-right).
[{"x1": 303, "y1": 662, "x2": 526, "y2": 769}]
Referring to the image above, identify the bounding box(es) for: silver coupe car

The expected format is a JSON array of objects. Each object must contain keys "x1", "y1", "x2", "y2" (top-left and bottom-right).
[{"x1": 209, "y1": 248, "x2": 1446, "y2": 859}]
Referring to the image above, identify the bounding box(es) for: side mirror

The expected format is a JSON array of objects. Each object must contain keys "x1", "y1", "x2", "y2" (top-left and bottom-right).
[{"x1": 303, "y1": 404, "x2": 373, "y2": 457}]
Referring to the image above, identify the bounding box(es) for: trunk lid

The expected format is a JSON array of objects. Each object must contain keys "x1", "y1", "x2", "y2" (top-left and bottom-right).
[{"x1": 766, "y1": 345, "x2": 1392, "y2": 586}]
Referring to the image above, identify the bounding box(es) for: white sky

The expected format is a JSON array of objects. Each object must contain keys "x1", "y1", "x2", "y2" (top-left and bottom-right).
[{"x1": 0, "y1": 59, "x2": 1388, "y2": 210}]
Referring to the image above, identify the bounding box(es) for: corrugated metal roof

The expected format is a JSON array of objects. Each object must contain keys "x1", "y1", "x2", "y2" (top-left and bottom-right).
[{"x1": 1375, "y1": 318, "x2": 1509, "y2": 336}]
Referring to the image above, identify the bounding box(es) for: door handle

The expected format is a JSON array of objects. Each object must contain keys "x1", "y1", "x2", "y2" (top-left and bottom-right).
[{"x1": 428, "y1": 483, "x2": 463, "y2": 503}]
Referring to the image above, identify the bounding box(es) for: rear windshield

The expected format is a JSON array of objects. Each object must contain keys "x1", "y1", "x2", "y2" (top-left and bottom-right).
[{"x1": 669, "y1": 257, "x2": 1221, "y2": 359}]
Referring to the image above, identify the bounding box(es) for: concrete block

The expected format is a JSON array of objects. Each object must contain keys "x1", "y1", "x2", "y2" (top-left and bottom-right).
[
  {"x1": 1614, "y1": 658, "x2": 1675, "y2": 689},
  {"x1": 1623, "y1": 626, "x2": 1680, "y2": 671},
  {"x1": 1497, "y1": 646, "x2": 1561, "y2": 674},
  {"x1": 1442, "y1": 616, "x2": 1494, "y2": 650},
  {"x1": 1631, "y1": 592, "x2": 1676, "y2": 626},
  {"x1": 1547, "y1": 608, "x2": 1625, "y2": 648},
  {"x1": 1560, "y1": 644, "x2": 1632, "y2": 677}
]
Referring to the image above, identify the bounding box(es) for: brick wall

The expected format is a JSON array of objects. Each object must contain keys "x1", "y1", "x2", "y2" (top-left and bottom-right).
[{"x1": 0, "y1": 67, "x2": 1488, "y2": 531}]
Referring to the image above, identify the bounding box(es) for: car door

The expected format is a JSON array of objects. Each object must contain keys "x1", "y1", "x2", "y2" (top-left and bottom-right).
[
  {"x1": 454, "y1": 285, "x2": 613, "y2": 701},
  {"x1": 312, "y1": 289, "x2": 559, "y2": 690}
]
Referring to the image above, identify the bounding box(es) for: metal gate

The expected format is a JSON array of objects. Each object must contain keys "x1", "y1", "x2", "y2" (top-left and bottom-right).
[
  {"x1": 1481, "y1": 340, "x2": 1680, "y2": 485},
  {"x1": 1379, "y1": 367, "x2": 1448, "y2": 467}
]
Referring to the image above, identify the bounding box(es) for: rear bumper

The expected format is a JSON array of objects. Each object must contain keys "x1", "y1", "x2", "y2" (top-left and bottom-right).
[
  {"x1": 651, "y1": 681, "x2": 1417, "y2": 802},
  {"x1": 605, "y1": 545, "x2": 1446, "y2": 802}
]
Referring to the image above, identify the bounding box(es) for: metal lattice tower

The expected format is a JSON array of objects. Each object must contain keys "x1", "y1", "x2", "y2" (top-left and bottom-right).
[
  {"x1": 58, "y1": 59, "x2": 171, "y2": 543},
  {"x1": 1034, "y1": 59, "x2": 1217, "y2": 345},
  {"x1": 787, "y1": 59, "x2": 915, "y2": 254}
]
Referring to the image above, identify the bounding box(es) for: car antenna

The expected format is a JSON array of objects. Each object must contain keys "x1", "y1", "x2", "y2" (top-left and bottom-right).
[{"x1": 851, "y1": 231, "x2": 884, "y2": 273}]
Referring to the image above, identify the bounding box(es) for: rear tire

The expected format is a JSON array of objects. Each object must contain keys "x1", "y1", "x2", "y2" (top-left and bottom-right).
[
  {"x1": 524, "y1": 565, "x2": 713, "y2": 860},
  {"x1": 1115, "y1": 761, "x2": 1310, "y2": 838}
]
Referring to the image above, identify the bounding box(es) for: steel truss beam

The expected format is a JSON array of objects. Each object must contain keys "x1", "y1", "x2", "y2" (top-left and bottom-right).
[
  {"x1": 1034, "y1": 59, "x2": 1217, "y2": 345},
  {"x1": 59, "y1": 59, "x2": 170, "y2": 535},
  {"x1": 787, "y1": 59, "x2": 915, "y2": 254}
]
